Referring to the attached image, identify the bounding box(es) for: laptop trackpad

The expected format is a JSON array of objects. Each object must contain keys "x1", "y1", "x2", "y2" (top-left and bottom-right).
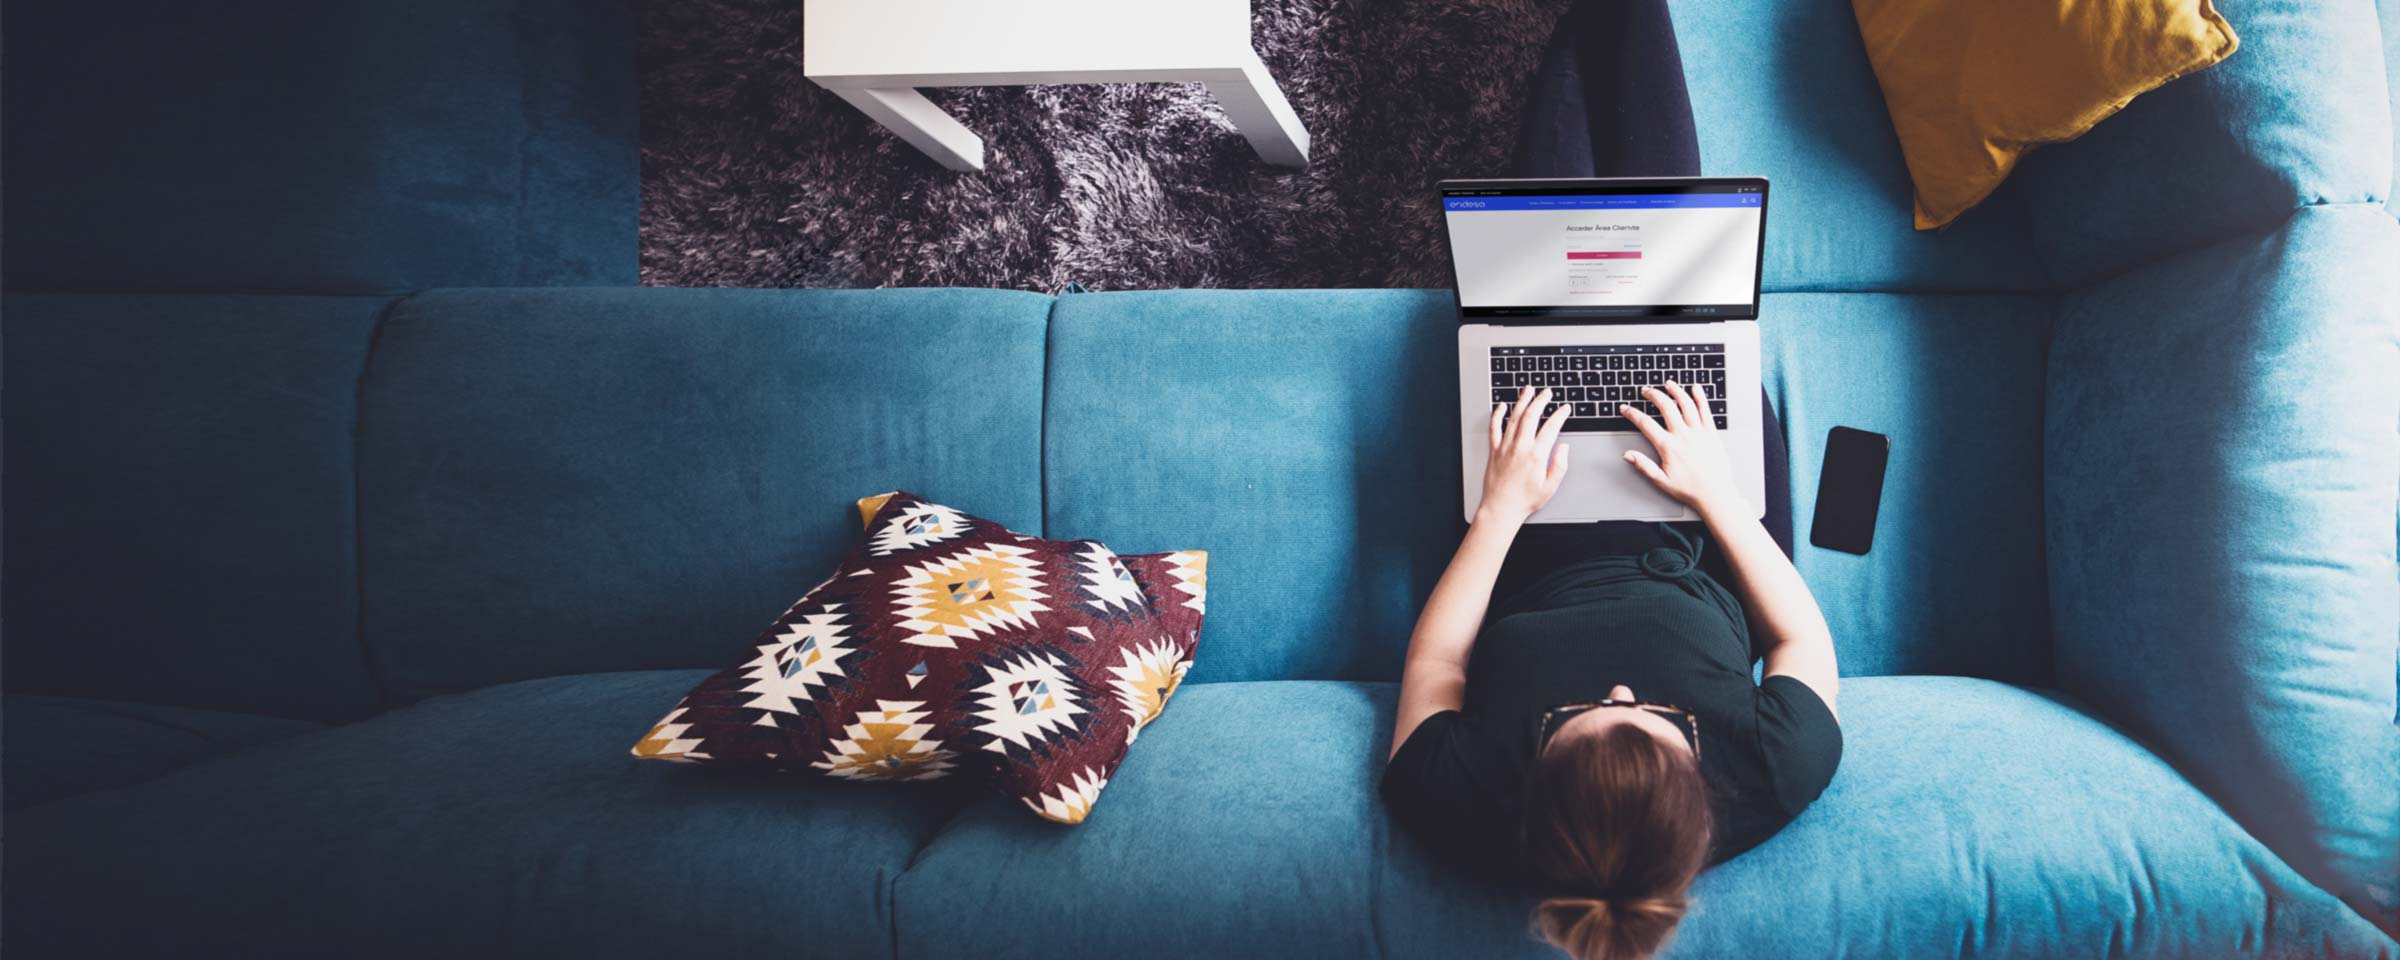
[{"x1": 1530, "y1": 432, "x2": 1686, "y2": 522}]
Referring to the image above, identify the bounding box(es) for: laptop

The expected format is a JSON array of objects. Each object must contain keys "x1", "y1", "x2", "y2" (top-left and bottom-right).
[{"x1": 1439, "y1": 176, "x2": 1770, "y2": 523}]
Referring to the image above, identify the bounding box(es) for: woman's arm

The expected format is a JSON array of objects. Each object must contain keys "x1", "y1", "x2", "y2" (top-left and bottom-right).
[
  {"x1": 1390, "y1": 387, "x2": 1572, "y2": 760},
  {"x1": 1620, "y1": 382, "x2": 1839, "y2": 718}
]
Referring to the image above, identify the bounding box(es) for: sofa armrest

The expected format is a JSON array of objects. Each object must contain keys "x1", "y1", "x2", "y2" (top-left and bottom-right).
[
  {"x1": 2046, "y1": 203, "x2": 2400, "y2": 931},
  {"x1": 2009, "y1": 0, "x2": 2393, "y2": 287}
]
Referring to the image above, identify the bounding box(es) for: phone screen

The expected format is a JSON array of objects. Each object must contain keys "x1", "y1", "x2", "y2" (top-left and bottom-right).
[{"x1": 1810, "y1": 427, "x2": 1890, "y2": 555}]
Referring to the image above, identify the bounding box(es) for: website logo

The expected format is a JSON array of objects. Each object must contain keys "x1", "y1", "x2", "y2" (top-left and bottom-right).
[{"x1": 1446, "y1": 199, "x2": 1488, "y2": 210}]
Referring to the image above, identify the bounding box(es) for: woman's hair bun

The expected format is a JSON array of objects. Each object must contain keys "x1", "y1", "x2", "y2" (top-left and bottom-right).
[{"x1": 1534, "y1": 894, "x2": 1687, "y2": 960}]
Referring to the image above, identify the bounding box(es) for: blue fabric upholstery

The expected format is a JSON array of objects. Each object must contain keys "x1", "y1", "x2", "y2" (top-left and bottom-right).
[
  {"x1": 1043, "y1": 289, "x2": 2055, "y2": 686},
  {"x1": 891, "y1": 678, "x2": 2393, "y2": 958},
  {"x1": 895, "y1": 682, "x2": 1389, "y2": 957},
  {"x1": 1761, "y1": 293, "x2": 2053, "y2": 682},
  {"x1": 2011, "y1": 0, "x2": 2396, "y2": 287},
  {"x1": 0, "y1": 1, "x2": 636, "y2": 293},
  {"x1": 3, "y1": 0, "x2": 2395, "y2": 950},
  {"x1": 2047, "y1": 203, "x2": 2400, "y2": 929},
  {"x1": 1672, "y1": 0, "x2": 2048, "y2": 292},
  {"x1": 1043, "y1": 289, "x2": 1466, "y2": 684},
  {"x1": 1, "y1": 294, "x2": 386, "y2": 721},
  {"x1": 0, "y1": 671, "x2": 976, "y2": 958},
  {"x1": 2, "y1": 696, "x2": 321, "y2": 812},
  {"x1": 356, "y1": 288, "x2": 1052, "y2": 704}
]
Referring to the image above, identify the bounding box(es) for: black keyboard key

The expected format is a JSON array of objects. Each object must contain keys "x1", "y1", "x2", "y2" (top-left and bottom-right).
[
  {"x1": 1491, "y1": 357, "x2": 1505, "y2": 372},
  {"x1": 1564, "y1": 387, "x2": 1585, "y2": 402},
  {"x1": 1493, "y1": 389, "x2": 1513, "y2": 404},
  {"x1": 1581, "y1": 371, "x2": 1599, "y2": 386},
  {"x1": 1710, "y1": 400, "x2": 1727, "y2": 414},
  {"x1": 1514, "y1": 372, "x2": 1531, "y2": 387},
  {"x1": 1569, "y1": 356, "x2": 1586, "y2": 371},
  {"x1": 1563, "y1": 417, "x2": 1621, "y2": 433},
  {"x1": 1574, "y1": 402, "x2": 1597, "y2": 417},
  {"x1": 1714, "y1": 415, "x2": 1727, "y2": 429},
  {"x1": 1705, "y1": 354, "x2": 1724, "y2": 368},
  {"x1": 1607, "y1": 355, "x2": 1624, "y2": 370},
  {"x1": 1671, "y1": 355, "x2": 1688, "y2": 369}
]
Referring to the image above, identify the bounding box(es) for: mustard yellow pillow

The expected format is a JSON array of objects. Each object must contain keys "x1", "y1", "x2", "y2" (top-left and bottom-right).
[{"x1": 1854, "y1": 0, "x2": 2239, "y2": 229}]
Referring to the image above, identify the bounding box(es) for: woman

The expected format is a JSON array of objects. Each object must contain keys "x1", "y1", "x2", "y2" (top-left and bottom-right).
[
  {"x1": 1383, "y1": 3, "x2": 1843, "y2": 955},
  {"x1": 1382, "y1": 380, "x2": 1841, "y2": 960},
  {"x1": 1385, "y1": 1, "x2": 1840, "y2": 955}
]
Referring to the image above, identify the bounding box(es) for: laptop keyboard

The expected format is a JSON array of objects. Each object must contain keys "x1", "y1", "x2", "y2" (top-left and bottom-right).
[{"x1": 1489, "y1": 344, "x2": 1727, "y2": 433}]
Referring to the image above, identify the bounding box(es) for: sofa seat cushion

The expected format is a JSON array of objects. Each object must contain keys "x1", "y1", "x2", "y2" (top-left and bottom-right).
[
  {"x1": 899, "y1": 677, "x2": 2393, "y2": 959},
  {"x1": 1045, "y1": 289, "x2": 2059, "y2": 687},
  {"x1": 1759, "y1": 292, "x2": 2055, "y2": 683},
  {"x1": 1, "y1": 696, "x2": 323, "y2": 812},
  {"x1": 2, "y1": 670, "x2": 976, "y2": 959}
]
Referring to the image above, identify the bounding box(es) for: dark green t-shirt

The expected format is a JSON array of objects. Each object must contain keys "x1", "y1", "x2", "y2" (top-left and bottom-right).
[{"x1": 1380, "y1": 551, "x2": 1841, "y2": 874}]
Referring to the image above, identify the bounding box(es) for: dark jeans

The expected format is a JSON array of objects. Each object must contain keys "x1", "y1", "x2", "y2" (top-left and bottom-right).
[{"x1": 1494, "y1": 0, "x2": 1792, "y2": 602}]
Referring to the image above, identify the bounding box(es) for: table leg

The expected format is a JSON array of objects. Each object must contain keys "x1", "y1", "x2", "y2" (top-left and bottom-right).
[
  {"x1": 1202, "y1": 49, "x2": 1311, "y2": 167},
  {"x1": 828, "y1": 87, "x2": 986, "y2": 171}
]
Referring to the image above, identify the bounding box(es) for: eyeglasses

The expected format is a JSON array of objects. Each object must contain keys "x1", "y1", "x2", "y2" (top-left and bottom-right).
[{"x1": 1536, "y1": 700, "x2": 1701, "y2": 765}]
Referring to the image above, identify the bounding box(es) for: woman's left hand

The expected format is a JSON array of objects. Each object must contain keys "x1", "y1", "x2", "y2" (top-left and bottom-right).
[{"x1": 1479, "y1": 386, "x2": 1572, "y2": 525}]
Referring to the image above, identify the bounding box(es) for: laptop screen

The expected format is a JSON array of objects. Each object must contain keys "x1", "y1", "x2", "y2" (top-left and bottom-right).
[{"x1": 1439, "y1": 179, "x2": 1766, "y2": 320}]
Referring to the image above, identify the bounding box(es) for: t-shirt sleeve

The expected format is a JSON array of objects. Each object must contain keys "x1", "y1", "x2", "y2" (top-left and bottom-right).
[
  {"x1": 1380, "y1": 710, "x2": 1518, "y2": 865},
  {"x1": 1752, "y1": 674, "x2": 1843, "y2": 815}
]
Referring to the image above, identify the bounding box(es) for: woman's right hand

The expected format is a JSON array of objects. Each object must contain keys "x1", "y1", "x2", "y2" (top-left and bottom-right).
[
  {"x1": 1479, "y1": 386, "x2": 1572, "y2": 525},
  {"x1": 1621, "y1": 381, "x2": 1750, "y2": 520}
]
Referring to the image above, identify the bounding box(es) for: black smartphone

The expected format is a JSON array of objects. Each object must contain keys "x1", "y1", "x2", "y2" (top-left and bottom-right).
[{"x1": 1810, "y1": 427, "x2": 1890, "y2": 555}]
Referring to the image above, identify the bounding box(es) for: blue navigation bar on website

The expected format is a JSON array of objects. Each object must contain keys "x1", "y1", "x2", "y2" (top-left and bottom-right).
[{"x1": 1443, "y1": 194, "x2": 1762, "y2": 212}]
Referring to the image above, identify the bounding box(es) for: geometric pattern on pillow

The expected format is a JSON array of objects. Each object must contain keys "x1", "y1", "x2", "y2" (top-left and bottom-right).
[{"x1": 633, "y1": 491, "x2": 1205, "y2": 824}]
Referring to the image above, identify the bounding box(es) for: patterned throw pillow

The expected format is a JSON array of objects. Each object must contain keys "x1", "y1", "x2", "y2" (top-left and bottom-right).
[{"x1": 632, "y1": 491, "x2": 1206, "y2": 824}]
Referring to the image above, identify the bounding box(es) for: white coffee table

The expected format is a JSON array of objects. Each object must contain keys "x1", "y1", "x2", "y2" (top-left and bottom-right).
[{"x1": 802, "y1": 0, "x2": 1310, "y2": 171}]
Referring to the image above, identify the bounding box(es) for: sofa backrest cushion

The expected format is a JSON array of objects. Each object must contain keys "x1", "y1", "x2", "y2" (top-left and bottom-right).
[
  {"x1": 3, "y1": 294, "x2": 387, "y2": 721},
  {"x1": 1673, "y1": 0, "x2": 2048, "y2": 293},
  {"x1": 2046, "y1": 204, "x2": 2400, "y2": 930},
  {"x1": 0, "y1": 0, "x2": 636, "y2": 294},
  {"x1": 2011, "y1": 0, "x2": 2395, "y2": 287},
  {"x1": 1043, "y1": 290, "x2": 1464, "y2": 684},
  {"x1": 354, "y1": 288, "x2": 1050, "y2": 704}
]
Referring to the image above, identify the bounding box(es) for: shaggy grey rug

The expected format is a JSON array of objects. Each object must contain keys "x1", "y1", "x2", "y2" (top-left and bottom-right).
[{"x1": 639, "y1": 0, "x2": 1568, "y2": 290}]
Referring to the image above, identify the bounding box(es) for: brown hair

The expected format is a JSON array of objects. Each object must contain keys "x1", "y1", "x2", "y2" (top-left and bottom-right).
[{"x1": 1522, "y1": 722, "x2": 1714, "y2": 960}]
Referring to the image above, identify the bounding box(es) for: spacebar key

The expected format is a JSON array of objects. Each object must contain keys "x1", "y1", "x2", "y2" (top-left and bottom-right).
[{"x1": 1562, "y1": 417, "x2": 1630, "y2": 433}]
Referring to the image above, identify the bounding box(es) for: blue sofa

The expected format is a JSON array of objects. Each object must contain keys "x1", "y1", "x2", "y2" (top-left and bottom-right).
[{"x1": 4, "y1": 0, "x2": 2396, "y2": 957}]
